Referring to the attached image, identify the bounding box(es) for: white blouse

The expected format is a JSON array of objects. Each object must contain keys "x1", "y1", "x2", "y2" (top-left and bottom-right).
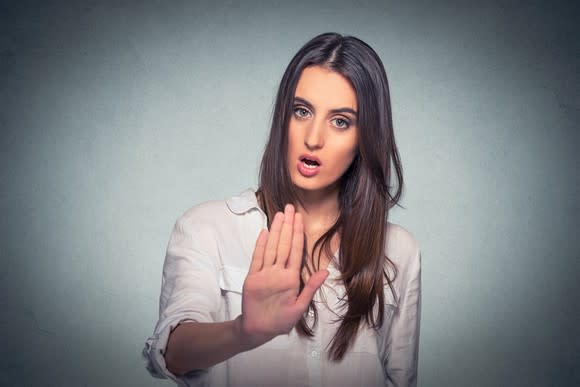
[{"x1": 143, "y1": 189, "x2": 421, "y2": 387}]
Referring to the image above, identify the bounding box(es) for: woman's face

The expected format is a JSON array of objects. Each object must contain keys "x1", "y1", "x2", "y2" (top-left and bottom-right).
[{"x1": 287, "y1": 65, "x2": 358, "y2": 198}]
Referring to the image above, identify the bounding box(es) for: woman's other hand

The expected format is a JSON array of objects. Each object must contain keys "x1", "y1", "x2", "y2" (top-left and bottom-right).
[{"x1": 239, "y1": 204, "x2": 328, "y2": 347}]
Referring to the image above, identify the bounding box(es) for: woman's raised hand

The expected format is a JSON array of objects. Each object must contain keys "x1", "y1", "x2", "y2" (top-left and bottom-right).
[{"x1": 239, "y1": 204, "x2": 329, "y2": 347}]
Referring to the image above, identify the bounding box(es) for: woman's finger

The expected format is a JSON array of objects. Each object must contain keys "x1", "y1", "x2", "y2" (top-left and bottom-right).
[
  {"x1": 275, "y1": 204, "x2": 294, "y2": 266},
  {"x1": 295, "y1": 269, "x2": 329, "y2": 312},
  {"x1": 263, "y1": 212, "x2": 283, "y2": 267},
  {"x1": 248, "y1": 229, "x2": 268, "y2": 273},
  {"x1": 287, "y1": 211, "x2": 304, "y2": 271}
]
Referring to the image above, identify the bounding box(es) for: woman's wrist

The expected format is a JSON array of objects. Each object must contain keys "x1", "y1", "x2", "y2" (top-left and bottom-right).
[
  {"x1": 233, "y1": 314, "x2": 269, "y2": 352},
  {"x1": 233, "y1": 314, "x2": 253, "y2": 351}
]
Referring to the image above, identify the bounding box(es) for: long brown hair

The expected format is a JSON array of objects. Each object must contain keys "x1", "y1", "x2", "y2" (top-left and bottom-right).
[{"x1": 257, "y1": 33, "x2": 403, "y2": 361}]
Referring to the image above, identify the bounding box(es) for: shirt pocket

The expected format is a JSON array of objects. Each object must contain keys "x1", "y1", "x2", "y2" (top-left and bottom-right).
[
  {"x1": 218, "y1": 265, "x2": 246, "y2": 320},
  {"x1": 349, "y1": 325, "x2": 380, "y2": 355},
  {"x1": 350, "y1": 284, "x2": 399, "y2": 356}
]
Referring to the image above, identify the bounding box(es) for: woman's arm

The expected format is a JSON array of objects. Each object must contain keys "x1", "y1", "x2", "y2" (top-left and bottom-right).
[
  {"x1": 162, "y1": 205, "x2": 328, "y2": 375},
  {"x1": 165, "y1": 316, "x2": 250, "y2": 374},
  {"x1": 384, "y1": 248, "x2": 422, "y2": 387}
]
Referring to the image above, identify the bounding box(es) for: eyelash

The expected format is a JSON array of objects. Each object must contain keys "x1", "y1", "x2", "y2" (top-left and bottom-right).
[
  {"x1": 294, "y1": 106, "x2": 311, "y2": 119},
  {"x1": 332, "y1": 117, "x2": 350, "y2": 129},
  {"x1": 293, "y1": 106, "x2": 351, "y2": 129}
]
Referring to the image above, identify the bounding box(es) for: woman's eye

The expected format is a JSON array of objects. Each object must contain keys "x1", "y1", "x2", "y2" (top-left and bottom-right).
[
  {"x1": 294, "y1": 107, "x2": 310, "y2": 119},
  {"x1": 333, "y1": 118, "x2": 350, "y2": 129}
]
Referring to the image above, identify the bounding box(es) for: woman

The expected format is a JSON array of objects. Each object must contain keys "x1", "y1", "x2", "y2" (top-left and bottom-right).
[{"x1": 143, "y1": 32, "x2": 421, "y2": 387}]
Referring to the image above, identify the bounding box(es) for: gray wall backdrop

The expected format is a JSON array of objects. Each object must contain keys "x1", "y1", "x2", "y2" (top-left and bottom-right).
[{"x1": 1, "y1": 1, "x2": 578, "y2": 386}]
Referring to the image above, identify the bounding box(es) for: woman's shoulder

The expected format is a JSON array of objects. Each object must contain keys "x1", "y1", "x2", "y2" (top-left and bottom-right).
[
  {"x1": 384, "y1": 222, "x2": 421, "y2": 277},
  {"x1": 173, "y1": 188, "x2": 260, "y2": 232},
  {"x1": 385, "y1": 222, "x2": 419, "y2": 254},
  {"x1": 165, "y1": 189, "x2": 259, "y2": 244}
]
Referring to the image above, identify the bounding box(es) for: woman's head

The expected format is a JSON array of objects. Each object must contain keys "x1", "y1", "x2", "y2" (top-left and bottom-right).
[
  {"x1": 260, "y1": 32, "x2": 402, "y2": 212},
  {"x1": 287, "y1": 65, "x2": 359, "y2": 198}
]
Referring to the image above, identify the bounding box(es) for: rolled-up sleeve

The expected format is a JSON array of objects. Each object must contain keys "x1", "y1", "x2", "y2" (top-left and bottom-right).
[
  {"x1": 142, "y1": 215, "x2": 222, "y2": 386},
  {"x1": 384, "y1": 249, "x2": 422, "y2": 387}
]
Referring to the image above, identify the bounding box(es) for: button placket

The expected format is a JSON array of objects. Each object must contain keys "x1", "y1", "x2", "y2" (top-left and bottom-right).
[{"x1": 306, "y1": 291, "x2": 323, "y2": 387}]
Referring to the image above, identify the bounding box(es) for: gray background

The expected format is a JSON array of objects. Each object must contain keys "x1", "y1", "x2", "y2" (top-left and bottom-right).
[{"x1": 1, "y1": 0, "x2": 578, "y2": 386}]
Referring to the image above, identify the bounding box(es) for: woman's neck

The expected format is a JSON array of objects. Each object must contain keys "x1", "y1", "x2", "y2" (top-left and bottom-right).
[
  {"x1": 294, "y1": 187, "x2": 341, "y2": 272},
  {"x1": 295, "y1": 187, "x2": 339, "y2": 235}
]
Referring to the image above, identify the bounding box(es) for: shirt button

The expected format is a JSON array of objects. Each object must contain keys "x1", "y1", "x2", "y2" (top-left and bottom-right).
[{"x1": 310, "y1": 350, "x2": 319, "y2": 358}]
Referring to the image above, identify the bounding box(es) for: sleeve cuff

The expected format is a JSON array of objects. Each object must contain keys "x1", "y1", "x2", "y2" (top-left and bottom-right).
[{"x1": 142, "y1": 315, "x2": 211, "y2": 387}]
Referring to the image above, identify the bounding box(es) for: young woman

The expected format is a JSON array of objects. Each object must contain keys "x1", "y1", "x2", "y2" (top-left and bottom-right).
[{"x1": 143, "y1": 32, "x2": 421, "y2": 387}]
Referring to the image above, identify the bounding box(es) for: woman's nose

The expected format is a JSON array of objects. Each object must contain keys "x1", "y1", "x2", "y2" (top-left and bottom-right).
[{"x1": 304, "y1": 119, "x2": 324, "y2": 150}]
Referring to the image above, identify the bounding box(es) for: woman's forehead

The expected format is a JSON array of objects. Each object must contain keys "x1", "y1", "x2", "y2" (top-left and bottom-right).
[{"x1": 294, "y1": 66, "x2": 357, "y2": 112}]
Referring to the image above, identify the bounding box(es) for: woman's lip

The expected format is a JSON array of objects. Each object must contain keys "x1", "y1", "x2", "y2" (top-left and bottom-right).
[
  {"x1": 297, "y1": 160, "x2": 320, "y2": 177},
  {"x1": 299, "y1": 154, "x2": 321, "y2": 165}
]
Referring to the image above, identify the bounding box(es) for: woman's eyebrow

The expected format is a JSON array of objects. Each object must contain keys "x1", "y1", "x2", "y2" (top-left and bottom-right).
[
  {"x1": 294, "y1": 96, "x2": 358, "y2": 117},
  {"x1": 294, "y1": 97, "x2": 315, "y2": 111}
]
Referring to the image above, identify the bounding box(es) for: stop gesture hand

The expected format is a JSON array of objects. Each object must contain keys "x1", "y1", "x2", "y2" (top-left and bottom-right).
[{"x1": 240, "y1": 204, "x2": 329, "y2": 347}]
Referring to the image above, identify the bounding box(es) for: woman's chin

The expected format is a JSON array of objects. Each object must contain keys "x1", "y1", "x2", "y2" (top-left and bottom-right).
[{"x1": 292, "y1": 181, "x2": 340, "y2": 200}]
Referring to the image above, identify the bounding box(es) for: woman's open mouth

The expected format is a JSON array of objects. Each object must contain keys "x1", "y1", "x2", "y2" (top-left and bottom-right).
[{"x1": 297, "y1": 155, "x2": 321, "y2": 177}]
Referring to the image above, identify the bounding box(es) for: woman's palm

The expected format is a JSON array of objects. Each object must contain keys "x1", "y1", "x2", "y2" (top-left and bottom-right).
[{"x1": 241, "y1": 205, "x2": 328, "y2": 344}]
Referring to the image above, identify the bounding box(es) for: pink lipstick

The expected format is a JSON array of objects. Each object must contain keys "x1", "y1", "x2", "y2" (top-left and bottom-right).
[{"x1": 297, "y1": 154, "x2": 321, "y2": 177}]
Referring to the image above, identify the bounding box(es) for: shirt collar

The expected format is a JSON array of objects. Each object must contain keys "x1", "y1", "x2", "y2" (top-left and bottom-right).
[{"x1": 226, "y1": 188, "x2": 262, "y2": 215}]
